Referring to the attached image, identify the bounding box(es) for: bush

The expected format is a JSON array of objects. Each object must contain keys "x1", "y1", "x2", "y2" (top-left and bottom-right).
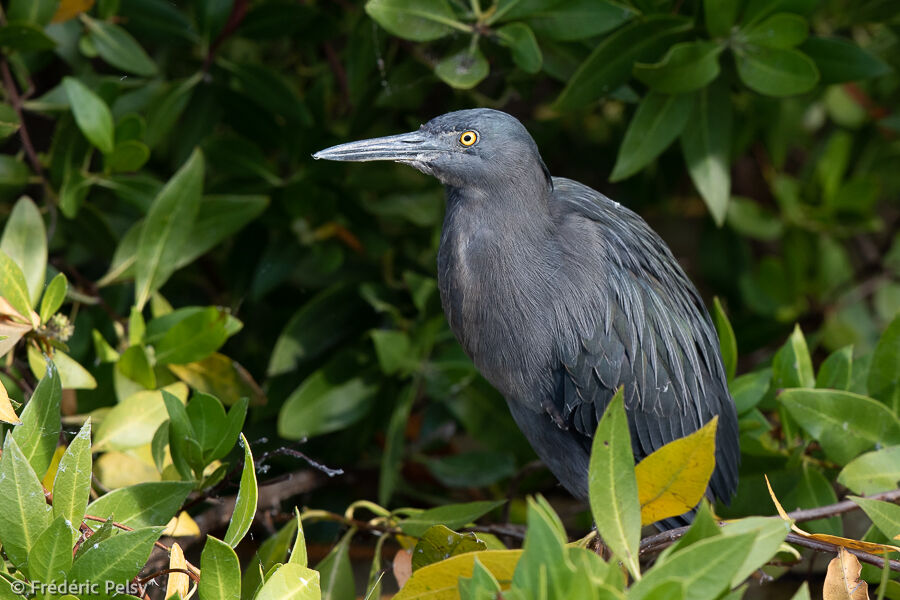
[{"x1": 0, "y1": 0, "x2": 898, "y2": 598}]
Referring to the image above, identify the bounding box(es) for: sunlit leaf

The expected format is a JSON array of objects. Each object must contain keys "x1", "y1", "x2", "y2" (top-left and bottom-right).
[
  {"x1": 0, "y1": 196, "x2": 46, "y2": 307},
  {"x1": 39, "y1": 273, "x2": 67, "y2": 324},
  {"x1": 0, "y1": 435, "x2": 53, "y2": 570},
  {"x1": 201, "y1": 536, "x2": 241, "y2": 600},
  {"x1": 86, "y1": 481, "x2": 192, "y2": 528},
  {"x1": 224, "y1": 433, "x2": 258, "y2": 547},
  {"x1": 165, "y1": 543, "x2": 190, "y2": 600},
  {"x1": 255, "y1": 563, "x2": 321, "y2": 600},
  {"x1": 12, "y1": 361, "x2": 61, "y2": 477},
  {"x1": 63, "y1": 77, "x2": 114, "y2": 154},
  {"x1": 24, "y1": 515, "x2": 73, "y2": 584},
  {"x1": 838, "y1": 446, "x2": 900, "y2": 495},
  {"x1": 393, "y1": 550, "x2": 521, "y2": 600},
  {"x1": 52, "y1": 419, "x2": 92, "y2": 543},
  {"x1": 68, "y1": 526, "x2": 165, "y2": 589},
  {"x1": 823, "y1": 548, "x2": 869, "y2": 600}
]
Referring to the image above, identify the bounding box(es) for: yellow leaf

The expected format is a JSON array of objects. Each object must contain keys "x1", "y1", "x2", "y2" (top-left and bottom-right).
[
  {"x1": 823, "y1": 547, "x2": 869, "y2": 600},
  {"x1": 636, "y1": 416, "x2": 718, "y2": 526},
  {"x1": 0, "y1": 379, "x2": 21, "y2": 425},
  {"x1": 41, "y1": 444, "x2": 66, "y2": 490},
  {"x1": 95, "y1": 449, "x2": 161, "y2": 488},
  {"x1": 393, "y1": 549, "x2": 521, "y2": 600},
  {"x1": 166, "y1": 543, "x2": 190, "y2": 600},
  {"x1": 28, "y1": 345, "x2": 97, "y2": 390},
  {"x1": 0, "y1": 300, "x2": 32, "y2": 359},
  {"x1": 168, "y1": 353, "x2": 265, "y2": 406},
  {"x1": 52, "y1": 0, "x2": 95, "y2": 23},
  {"x1": 163, "y1": 511, "x2": 201, "y2": 538},
  {"x1": 766, "y1": 474, "x2": 900, "y2": 555}
]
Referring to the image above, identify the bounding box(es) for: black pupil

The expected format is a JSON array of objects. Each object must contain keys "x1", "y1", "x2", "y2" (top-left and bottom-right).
[{"x1": 464, "y1": 134, "x2": 472, "y2": 142}]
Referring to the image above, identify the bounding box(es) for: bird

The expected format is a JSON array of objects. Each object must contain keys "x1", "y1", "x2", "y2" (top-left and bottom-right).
[{"x1": 314, "y1": 108, "x2": 739, "y2": 529}]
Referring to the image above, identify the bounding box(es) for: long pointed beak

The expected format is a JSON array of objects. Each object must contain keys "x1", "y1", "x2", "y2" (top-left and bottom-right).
[{"x1": 313, "y1": 131, "x2": 445, "y2": 162}]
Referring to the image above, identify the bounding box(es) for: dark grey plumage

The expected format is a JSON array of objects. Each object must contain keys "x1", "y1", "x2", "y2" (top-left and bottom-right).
[{"x1": 314, "y1": 109, "x2": 740, "y2": 528}]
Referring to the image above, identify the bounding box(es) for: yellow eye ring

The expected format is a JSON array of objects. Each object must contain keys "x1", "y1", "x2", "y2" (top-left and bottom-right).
[{"x1": 459, "y1": 131, "x2": 478, "y2": 146}]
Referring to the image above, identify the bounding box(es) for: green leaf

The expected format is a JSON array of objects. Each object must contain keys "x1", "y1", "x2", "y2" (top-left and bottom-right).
[
  {"x1": 634, "y1": 41, "x2": 723, "y2": 94},
  {"x1": 200, "y1": 536, "x2": 242, "y2": 600},
  {"x1": 177, "y1": 195, "x2": 269, "y2": 268},
  {"x1": 412, "y1": 525, "x2": 487, "y2": 571},
  {"x1": 207, "y1": 397, "x2": 248, "y2": 463},
  {"x1": 62, "y1": 77, "x2": 115, "y2": 154},
  {"x1": 849, "y1": 496, "x2": 900, "y2": 541},
  {"x1": 380, "y1": 382, "x2": 416, "y2": 506},
  {"x1": 458, "y1": 556, "x2": 502, "y2": 599},
  {"x1": 588, "y1": 388, "x2": 641, "y2": 579},
  {"x1": 497, "y1": 23, "x2": 542, "y2": 73},
  {"x1": 398, "y1": 500, "x2": 505, "y2": 538},
  {"x1": 24, "y1": 515, "x2": 73, "y2": 583},
  {"x1": 681, "y1": 81, "x2": 732, "y2": 225},
  {"x1": 93, "y1": 385, "x2": 187, "y2": 451},
  {"x1": 68, "y1": 526, "x2": 165, "y2": 589},
  {"x1": 778, "y1": 389, "x2": 900, "y2": 464},
  {"x1": 39, "y1": 273, "x2": 68, "y2": 324},
  {"x1": 0, "y1": 435, "x2": 53, "y2": 570},
  {"x1": 134, "y1": 148, "x2": 204, "y2": 309},
  {"x1": 145, "y1": 74, "x2": 201, "y2": 149},
  {"x1": 185, "y1": 393, "x2": 227, "y2": 464},
  {"x1": 0, "y1": 22, "x2": 56, "y2": 51},
  {"x1": 868, "y1": 314, "x2": 900, "y2": 410},
  {"x1": 704, "y1": 0, "x2": 738, "y2": 37},
  {"x1": 7, "y1": 0, "x2": 58, "y2": 26},
  {"x1": 12, "y1": 362, "x2": 61, "y2": 478},
  {"x1": 512, "y1": 495, "x2": 570, "y2": 597},
  {"x1": 278, "y1": 365, "x2": 377, "y2": 440},
  {"x1": 719, "y1": 517, "x2": 790, "y2": 587},
  {"x1": 435, "y1": 47, "x2": 489, "y2": 90},
  {"x1": 742, "y1": 13, "x2": 808, "y2": 49},
  {"x1": 772, "y1": 325, "x2": 815, "y2": 389},
  {"x1": 315, "y1": 528, "x2": 355, "y2": 600},
  {"x1": 105, "y1": 140, "x2": 151, "y2": 173},
  {"x1": 241, "y1": 517, "x2": 298, "y2": 598},
  {"x1": 371, "y1": 329, "x2": 415, "y2": 375},
  {"x1": 256, "y1": 563, "x2": 321, "y2": 600},
  {"x1": 0, "y1": 103, "x2": 20, "y2": 141},
  {"x1": 28, "y1": 347, "x2": 97, "y2": 390},
  {"x1": 0, "y1": 196, "x2": 46, "y2": 307},
  {"x1": 83, "y1": 15, "x2": 158, "y2": 76},
  {"x1": 290, "y1": 507, "x2": 309, "y2": 567},
  {"x1": 837, "y1": 446, "x2": 900, "y2": 495},
  {"x1": 164, "y1": 389, "x2": 203, "y2": 478},
  {"x1": 365, "y1": 0, "x2": 461, "y2": 42},
  {"x1": 712, "y1": 298, "x2": 737, "y2": 382},
  {"x1": 730, "y1": 368, "x2": 771, "y2": 414},
  {"x1": 224, "y1": 433, "x2": 258, "y2": 547},
  {"x1": 629, "y1": 533, "x2": 756, "y2": 600},
  {"x1": 734, "y1": 45, "x2": 819, "y2": 97},
  {"x1": 522, "y1": 0, "x2": 634, "y2": 41},
  {"x1": 155, "y1": 306, "x2": 230, "y2": 365},
  {"x1": 117, "y1": 345, "x2": 156, "y2": 389},
  {"x1": 785, "y1": 466, "x2": 840, "y2": 536},
  {"x1": 0, "y1": 248, "x2": 36, "y2": 326},
  {"x1": 610, "y1": 92, "x2": 694, "y2": 182},
  {"x1": 268, "y1": 284, "x2": 366, "y2": 376},
  {"x1": 816, "y1": 345, "x2": 852, "y2": 391},
  {"x1": 800, "y1": 37, "x2": 891, "y2": 84},
  {"x1": 85, "y1": 481, "x2": 193, "y2": 528},
  {"x1": 425, "y1": 451, "x2": 517, "y2": 489},
  {"x1": 52, "y1": 419, "x2": 92, "y2": 544},
  {"x1": 555, "y1": 16, "x2": 692, "y2": 109}
]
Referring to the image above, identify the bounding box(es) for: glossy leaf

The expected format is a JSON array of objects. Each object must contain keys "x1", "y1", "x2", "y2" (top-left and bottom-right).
[
  {"x1": 411, "y1": 525, "x2": 487, "y2": 571},
  {"x1": 779, "y1": 389, "x2": 900, "y2": 464},
  {"x1": 0, "y1": 435, "x2": 53, "y2": 569},
  {"x1": 12, "y1": 362, "x2": 61, "y2": 478},
  {"x1": 398, "y1": 500, "x2": 505, "y2": 538},
  {"x1": 134, "y1": 148, "x2": 204, "y2": 309},
  {"x1": 86, "y1": 481, "x2": 193, "y2": 528},
  {"x1": 435, "y1": 47, "x2": 489, "y2": 90},
  {"x1": 68, "y1": 526, "x2": 165, "y2": 588},
  {"x1": 556, "y1": 16, "x2": 692, "y2": 109},
  {"x1": 256, "y1": 563, "x2": 322, "y2": 600},
  {"x1": 734, "y1": 45, "x2": 819, "y2": 97},
  {"x1": 393, "y1": 550, "x2": 521, "y2": 600},
  {"x1": 497, "y1": 23, "x2": 542, "y2": 73},
  {"x1": 635, "y1": 416, "x2": 718, "y2": 526},
  {"x1": 681, "y1": 82, "x2": 732, "y2": 225},
  {"x1": 610, "y1": 92, "x2": 694, "y2": 182},
  {"x1": 200, "y1": 535, "x2": 242, "y2": 600},
  {"x1": 742, "y1": 13, "x2": 808, "y2": 49},
  {"x1": 52, "y1": 419, "x2": 92, "y2": 543},
  {"x1": 0, "y1": 196, "x2": 46, "y2": 307},
  {"x1": 63, "y1": 77, "x2": 115, "y2": 154},
  {"x1": 39, "y1": 273, "x2": 68, "y2": 324},
  {"x1": 634, "y1": 41, "x2": 723, "y2": 94},
  {"x1": 83, "y1": 15, "x2": 157, "y2": 76},
  {"x1": 224, "y1": 433, "x2": 258, "y2": 547},
  {"x1": 588, "y1": 388, "x2": 641, "y2": 579},
  {"x1": 837, "y1": 446, "x2": 900, "y2": 495},
  {"x1": 365, "y1": 0, "x2": 460, "y2": 42}
]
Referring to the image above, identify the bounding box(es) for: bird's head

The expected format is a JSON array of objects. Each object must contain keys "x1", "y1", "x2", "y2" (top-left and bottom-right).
[{"x1": 313, "y1": 109, "x2": 551, "y2": 191}]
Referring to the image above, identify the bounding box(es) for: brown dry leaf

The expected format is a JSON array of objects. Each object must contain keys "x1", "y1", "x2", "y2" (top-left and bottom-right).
[
  {"x1": 0, "y1": 379, "x2": 21, "y2": 425},
  {"x1": 51, "y1": 0, "x2": 95, "y2": 23},
  {"x1": 0, "y1": 296, "x2": 34, "y2": 359},
  {"x1": 766, "y1": 474, "x2": 900, "y2": 555},
  {"x1": 393, "y1": 548, "x2": 412, "y2": 589},
  {"x1": 165, "y1": 543, "x2": 190, "y2": 599},
  {"x1": 823, "y1": 547, "x2": 869, "y2": 600}
]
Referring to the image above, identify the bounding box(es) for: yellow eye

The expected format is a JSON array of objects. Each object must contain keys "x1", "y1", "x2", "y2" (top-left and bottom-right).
[{"x1": 459, "y1": 131, "x2": 478, "y2": 146}]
